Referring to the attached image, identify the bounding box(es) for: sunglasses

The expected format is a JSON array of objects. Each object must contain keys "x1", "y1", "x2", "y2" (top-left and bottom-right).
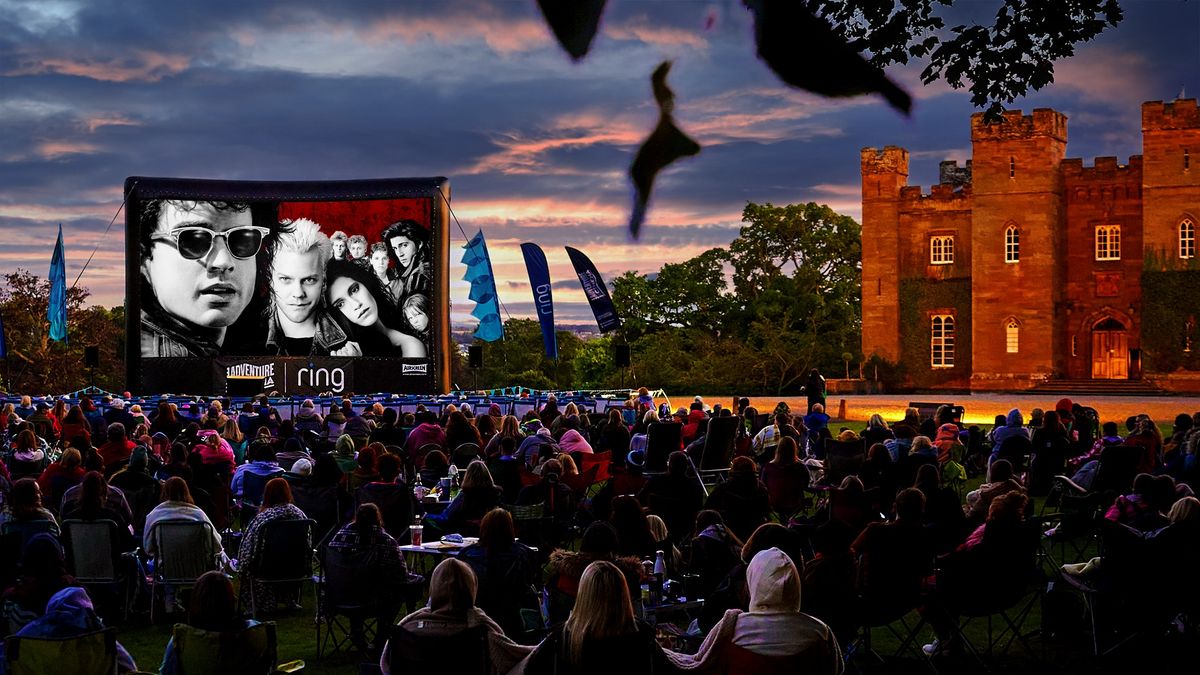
[{"x1": 152, "y1": 225, "x2": 271, "y2": 260}]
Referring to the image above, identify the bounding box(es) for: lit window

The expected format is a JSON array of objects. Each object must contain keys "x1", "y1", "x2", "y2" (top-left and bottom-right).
[
  {"x1": 1006, "y1": 320, "x2": 1019, "y2": 353},
  {"x1": 1071, "y1": 335, "x2": 1078, "y2": 357},
  {"x1": 931, "y1": 314, "x2": 955, "y2": 368},
  {"x1": 930, "y1": 235, "x2": 954, "y2": 265},
  {"x1": 1095, "y1": 225, "x2": 1121, "y2": 261},
  {"x1": 1005, "y1": 226, "x2": 1020, "y2": 263},
  {"x1": 1009, "y1": 156, "x2": 1016, "y2": 178},
  {"x1": 1180, "y1": 218, "x2": 1196, "y2": 259}
]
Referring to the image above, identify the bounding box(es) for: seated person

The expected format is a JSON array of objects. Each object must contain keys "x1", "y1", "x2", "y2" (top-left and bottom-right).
[
  {"x1": 684, "y1": 548, "x2": 842, "y2": 674},
  {"x1": 425, "y1": 461, "x2": 502, "y2": 536},
  {"x1": 236, "y1": 478, "x2": 309, "y2": 611},
  {"x1": 381, "y1": 558, "x2": 532, "y2": 675},
  {"x1": 516, "y1": 459, "x2": 575, "y2": 525},
  {"x1": 0, "y1": 478, "x2": 59, "y2": 537},
  {"x1": 515, "y1": 560, "x2": 682, "y2": 675},
  {"x1": 459, "y1": 509, "x2": 540, "y2": 642},
  {"x1": 0, "y1": 587, "x2": 137, "y2": 674},
  {"x1": 850, "y1": 488, "x2": 933, "y2": 617},
  {"x1": 546, "y1": 522, "x2": 644, "y2": 623},
  {"x1": 963, "y1": 459, "x2": 1024, "y2": 522},
  {"x1": 356, "y1": 453, "x2": 412, "y2": 541},
  {"x1": 159, "y1": 571, "x2": 259, "y2": 675},
  {"x1": 704, "y1": 456, "x2": 771, "y2": 542},
  {"x1": 638, "y1": 451, "x2": 705, "y2": 542},
  {"x1": 143, "y1": 478, "x2": 226, "y2": 567},
  {"x1": 1, "y1": 534, "x2": 76, "y2": 636}
]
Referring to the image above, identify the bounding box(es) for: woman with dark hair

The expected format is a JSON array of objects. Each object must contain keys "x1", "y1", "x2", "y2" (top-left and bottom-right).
[
  {"x1": 60, "y1": 405, "x2": 92, "y2": 445},
  {"x1": 547, "y1": 522, "x2": 644, "y2": 623},
  {"x1": 382, "y1": 558, "x2": 531, "y2": 675},
  {"x1": 445, "y1": 411, "x2": 484, "y2": 455},
  {"x1": 912, "y1": 464, "x2": 966, "y2": 552},
  {"x1": 143, "y1": 477, "x2": 225, "y2": 564},
  {"x1": 151, "y1": 401, "x2": 182, "y2": 440},
  {"x1": 36, "y1": 447, "x2": 85, "y2": 510},
  {"x1": 0, "y1": 478, "x2": 58, "y2": 536},
  {"x1": 61, "y1": 471, "x2": 134, "y2": 545},
  {"x1": 762, "y1": 437, "x2": 811, "y2": 520},
  {"x1": 349, "y1": 444, "x2": 381, "y2": 491},
  {"x1": 159, "y1": 571, "x2": 259, "y2": 675},
  {"x1": 687, "y1": 510, "x2": 744, "y2": 599},
  {"x1": 329, "y1": 503, "x2": 419, "y2": 649},
  {"x1": 484, "y1": 415, "x2": 524, "y2": 457},
  {"x1": 325, "y1": 258, "x2": 427, "y2": 357},
  {"x1": 596, "y1": 408, "x2": 632, "y2": 457},
  {"x1": 420, "y1": 449, "x2": 451, "y2": 488},
  {"x1": 475, "y1": 412, "x2": 498, "y2": 447},
  {"x1": 460, "y1": 508, "x2": 540, "y2": 641},
  {"x1": 638, "y1": 451, "x2": 705, "y2": 542},
  {"x1": 237, "y1": 478, "x2": 309, "y2": 611},
  {"x1": 380, "y1": 219, "x2": 431, "y2": 300},
  {"x1": 609, "y1": 494, "x2": 657, "y2": 559},
  {"x1": 705, "y1": 456, "x2": 771, "y2": 541}
]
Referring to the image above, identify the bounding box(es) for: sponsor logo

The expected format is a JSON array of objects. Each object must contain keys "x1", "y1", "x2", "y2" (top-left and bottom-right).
[
  {"x1": 227, "y1": 362, "x2": 275, "y2": 389},
  {"x1": 402, "y1": 363, "x2": 428, "y2": 375},
  {"x1": 297, "y1": 366, "x2": 346, "y2": 393},
  {"x1": 578, "y1": 270, "x2": 606, "y2": 301}
]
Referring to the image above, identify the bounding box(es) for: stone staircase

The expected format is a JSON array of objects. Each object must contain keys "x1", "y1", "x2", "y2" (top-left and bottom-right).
[{"x1": 1026, "y1": 378, "x2": 1170, "y2": 396}]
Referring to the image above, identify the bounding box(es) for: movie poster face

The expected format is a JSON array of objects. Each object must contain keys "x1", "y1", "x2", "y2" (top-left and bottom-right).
[{"x1": 126, "y1": 177, "x2": 450, "y2": 395}]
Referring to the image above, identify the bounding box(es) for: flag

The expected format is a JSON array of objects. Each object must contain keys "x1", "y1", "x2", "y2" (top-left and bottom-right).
[
  {"x1": 520, "y1": 243, "x2": 557, "y2": 360},
  {"x1": 460, "y1": 230, "x2": 504, "y2": 342},
  {"x1": 565, "y1": 246, "x2": 621, "y2": 333},
  {"x1": 48, "y1": 224, "x2": 67, "y2": 342}
]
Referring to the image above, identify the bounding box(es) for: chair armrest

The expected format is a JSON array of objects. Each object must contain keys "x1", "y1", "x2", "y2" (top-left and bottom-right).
[{"x1": 1053, "y1": 475, "x2": 1088, "y2": 496}]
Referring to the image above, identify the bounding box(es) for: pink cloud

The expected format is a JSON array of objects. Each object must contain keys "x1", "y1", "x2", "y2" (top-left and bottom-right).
[
  {"x1": 603, "y1": 21, "x2": 708, "y2": 49},
  {"x1": 80, "y1": 114, "x2": 143, "y2": 133},
  {"x1": 36, "y1": 141, "x2": 101, "y2": 159},
  {"x1": 9, "y1": 50, "x2": 191, "y2": 82}
]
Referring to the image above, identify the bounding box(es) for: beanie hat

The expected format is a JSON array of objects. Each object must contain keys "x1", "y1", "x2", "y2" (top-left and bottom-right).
[{"x1": 292, "y1": 458, "x2": 313, "y2": 475}]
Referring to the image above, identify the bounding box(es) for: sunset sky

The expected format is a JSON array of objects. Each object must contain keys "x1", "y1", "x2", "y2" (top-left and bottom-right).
[{"x1": 1, "y1": 0, "x2": 1198, "y2": 326}]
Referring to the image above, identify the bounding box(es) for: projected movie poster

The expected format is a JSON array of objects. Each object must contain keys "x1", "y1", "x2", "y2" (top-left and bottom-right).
[{"x1": 125, "y1": 177, "x2": 451, "y2": 396}]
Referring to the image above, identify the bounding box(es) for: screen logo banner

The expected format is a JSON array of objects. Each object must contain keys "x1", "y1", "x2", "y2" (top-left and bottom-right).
[{"x1": 215, "y1": 357, "x2": 355, "y2": 395}]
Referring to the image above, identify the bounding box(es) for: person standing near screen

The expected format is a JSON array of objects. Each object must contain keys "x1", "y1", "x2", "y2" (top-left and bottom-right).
[
  {"x1": 139, "y1": 199, "x2": 275, "y2": 357},
  {"x1": 264, "y1": 218, "x2": 362, "y2": 357},
  {"x1": 381, "y1": 219, "x2": 431, "y2": 301}
]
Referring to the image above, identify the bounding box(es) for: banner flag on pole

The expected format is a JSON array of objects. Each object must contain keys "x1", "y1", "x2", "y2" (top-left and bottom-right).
[
  {"x1": 565, "y1": 246, "x2": 621, "y2": 333},
  {"x1": 520, "y1": 242, "x2": 558, "y2": 360},
  {"x1": 460, "y1": 230, "x2": 504, "y2": 342},
  {"x1": 48, "y1": 224, "x2": 68, "y2": 343}
]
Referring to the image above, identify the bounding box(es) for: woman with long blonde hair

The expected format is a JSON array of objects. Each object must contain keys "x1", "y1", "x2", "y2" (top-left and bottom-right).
[{"x1": 518, "y1": 560, "x2": 677, "y2": 675}]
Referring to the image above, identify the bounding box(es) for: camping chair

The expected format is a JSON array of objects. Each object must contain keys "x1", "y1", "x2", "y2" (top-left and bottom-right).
[
  {"x1": 1041, "y1": 444, "x2": 1141, "y2": 568},
  {"x1": 645, "y1": 422, "x2": 682, "y2": 474},
  {"x1": 239, "y1": 470, "x2": 285, "y2": 529},
  {"x1": 510, "y1": 501, "x2": 555, "y2": 552},
  {"x1": 385, "y1": 624, "x2": 489, "y2": 675},
  {"x1": 452, "y1": 443, "x2": 482, "y2": 469},
  {"x1": 822, "y1": 438, "x2": 866, "y2": 487},
  {"x1": 147, "y1": 519, "x2": 221, "y2": 624},
  {"x1": 241, "y1": 518, "x2": 316, "y2": 618},
  {"x1": 61, "y1": 519, "x2": 133, "y2": 621},
  {"x1": 315, "y1": 545, "x2": 419, "y2": 659},
  {"x1": 355, "y1": 484, "x2": 414, "y2": 542},
  {"x1": 4, "y1": 627, "x2": 119, "y2": 675},
  {"x1": 579, "y1": 451, "x2": 611, "y2": 482},
  {"x1": 698, "y1": 416, "x2": 739, "y2": 482},
  {"x1": 169, "y1": 621, "x2": 280, "y2": 675}
]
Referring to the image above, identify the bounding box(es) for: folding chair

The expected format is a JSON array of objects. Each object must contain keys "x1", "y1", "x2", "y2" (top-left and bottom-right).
[
  {"x1": 170, "y1": 621, "x2": 279, "y2": 675},
  {"x1": 147, "y1": 519, "x2": 221, "y2": 623},
  {"x1": 822, "y1": 438, "x2": 866, "y2": 487},
  {"x1": 698, "y1": 416, "x2": 739, "y2": 484},
  {"x1": 242, "y1": 518, "x2": 316, "y2": 618},
  {"x1": 239, "y1": 470, "x2": 285, "y2": 528},
  {"x1": 4, "y1": 627, "x2": 118, "y2": 675},
  {"x1": 315, "y1": 545, "x2": 415, "y2": 659},
  {"x1": 61, "y1": 519, "x2": 133, "y2": 621},
  {"x1": 452, "y1": 443, "x2": 482, "y2": 470},
  {"x1": 645, "y1": 422, "x2": 682, "y2": 474},
  {"x1": 385, "y1": 624, "x2": 489, "y2": 675}
]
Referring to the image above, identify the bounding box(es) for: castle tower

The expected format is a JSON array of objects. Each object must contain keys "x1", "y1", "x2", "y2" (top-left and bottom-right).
[
  {"x1": 860, "y1": 146, "x2": 909, "y2": 362},
  {"x1": 970, "y1": 109, "x2": 1068, "y2": 387},
  {"x1": 1142, "y1": 99, "x2": 1200, "y2": 263}
]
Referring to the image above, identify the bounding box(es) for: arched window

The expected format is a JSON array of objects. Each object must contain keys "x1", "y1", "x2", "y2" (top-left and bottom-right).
[
  {"x1": 1006, "y1": 320, "x2": 1019, "y2": 353},
  {"x1": 1180, "y1": 218, "x2": 1195, "y2": 259},
  {"x1": 1005, "y1": 225, "x2": 1020, "y2": 263},
  {"x1": 931, "y1": 314, "x2": 955, "y2": 368},
  {"x1": 930, "y1": 235, "x2": 954, "y2": 265},
  {"x1": 1095, "y1": 225, "x2": 1121, "y2": 261}
]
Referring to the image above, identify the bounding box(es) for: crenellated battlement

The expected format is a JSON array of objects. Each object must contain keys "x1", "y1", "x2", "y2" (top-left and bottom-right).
[
  {"x1": 1143, "y1": 99, "x2": 1200, "y2": 131},
  {"x1": 860, "y1": 146, "x2": 909, "y2": 175},
  {"x1": 898, "y1": 183, "x2": 972, "y2": 202},
  {"x1": 1061, "y1": 155, "x2": 1143, "y2": 180},
  {"x1": 971, "y1": 108, "x2": 1067, "y2": 143}
]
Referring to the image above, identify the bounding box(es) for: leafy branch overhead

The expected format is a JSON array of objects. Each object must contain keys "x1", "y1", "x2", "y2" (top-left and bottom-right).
[
  {"x1": 535, "y1": 0, "x2": 1124, "y2": 235},
  {"x1": 628, "y1": 62, "x2": 701, "y2": 240}
]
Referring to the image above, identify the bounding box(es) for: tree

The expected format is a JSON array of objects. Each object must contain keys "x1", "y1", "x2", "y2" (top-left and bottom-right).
[
  {"x1": 611, "y1": 248, "x2": 732, "y2": 341},
  {"x1": 467, "y1": 318, "x2": 584, "y2": 391},
  {"x1": 0, "y1": 269, "x2": 125, "y2": 393}
]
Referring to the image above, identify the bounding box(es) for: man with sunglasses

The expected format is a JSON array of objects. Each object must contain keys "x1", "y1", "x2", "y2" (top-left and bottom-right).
[
  {"x1": 263, "y1": 218, "x2": 361, "y2": 357},
  {"x1": 139, "y1": 199, "x2": 276, "y2": 357}
]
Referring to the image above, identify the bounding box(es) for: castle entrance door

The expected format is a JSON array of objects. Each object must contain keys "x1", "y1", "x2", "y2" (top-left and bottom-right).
[{"x1": 1091, "y1": 317, "x2": 1128, "y2": 380}]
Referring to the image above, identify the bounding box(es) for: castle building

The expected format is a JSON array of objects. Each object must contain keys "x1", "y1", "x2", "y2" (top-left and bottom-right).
[{"x1": 861, "y1": 99, "x2": 1200, "y2": 392}]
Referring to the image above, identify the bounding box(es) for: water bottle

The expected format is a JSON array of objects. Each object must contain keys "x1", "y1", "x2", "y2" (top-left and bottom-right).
[{"x1": 653, "y1": 550, "x2": 666, "y2": 583}]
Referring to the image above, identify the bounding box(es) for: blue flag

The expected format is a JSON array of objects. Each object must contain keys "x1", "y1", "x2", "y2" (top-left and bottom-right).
[
  {"x1": 565, "y1": 246, "x2": 621, "y2": 333},
  {"x1": 48, "y1": 224, "x2": 67, "y2": 342},
  {"x1": 460, "y1": 230, "x2": 504, "y2": 342},
  {"x1": 520, "y1": 243, "x2": 557, "y2": 360}
]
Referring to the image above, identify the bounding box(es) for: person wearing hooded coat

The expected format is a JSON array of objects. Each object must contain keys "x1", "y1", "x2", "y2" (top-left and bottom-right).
[
  {"x1": 0, "y1": 587, "x2": 136, "y2": 674},
  {"x1": 679, "y1": 548, "x2": 842, "y2": 675},
  {"x1": 380, "y1": 558, "x2": 531, "y2": 675}
]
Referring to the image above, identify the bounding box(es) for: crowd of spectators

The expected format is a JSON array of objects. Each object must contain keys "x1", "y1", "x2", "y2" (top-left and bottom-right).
[{"x1": 0, "y1": 388, "x2": 1197, "y2": 673}]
